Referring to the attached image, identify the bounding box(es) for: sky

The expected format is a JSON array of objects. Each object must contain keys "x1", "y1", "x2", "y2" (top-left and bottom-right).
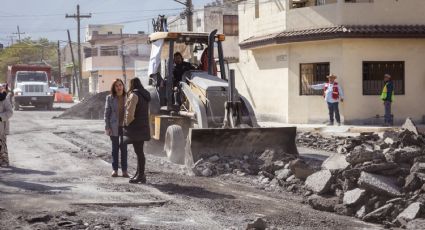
[{"x1": 0, "y1": 0, "x2": 216, "y2": 46}]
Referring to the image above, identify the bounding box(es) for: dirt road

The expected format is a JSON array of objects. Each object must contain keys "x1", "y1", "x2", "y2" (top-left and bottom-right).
[{"x1": 0, "y1": 105, "x2": 381, "y2": 229}]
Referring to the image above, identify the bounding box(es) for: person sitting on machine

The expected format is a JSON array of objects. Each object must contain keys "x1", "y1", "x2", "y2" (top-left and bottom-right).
[
  {"x1": 173, "y1": 52, "x2": 194, "y2": 88},
  {"x1": 199, "y1": 48, "x2": 217, "y2": 76},
  {"x1": 172, "y1": 52, "x2": 194, "y2": 106}
]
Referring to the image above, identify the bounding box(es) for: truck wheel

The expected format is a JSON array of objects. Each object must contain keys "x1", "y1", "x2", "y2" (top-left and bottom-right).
[
  {"x1": 47, "y1": 102, "x2": 53, "y2": 110},
  {"x1": 164, "y1": 125, "x2": 185, "y2": 165},
  {"x1": 14, "y1": 102, "x2": 19, "y2": 111}
]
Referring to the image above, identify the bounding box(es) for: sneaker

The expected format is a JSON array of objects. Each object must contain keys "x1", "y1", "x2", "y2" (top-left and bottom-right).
[
  {"x1": 111, "y1": 170, "x2": 118, "y2": 177},
  {"x1": 327, "y1": 122, "x2": 334, "y2": 126},
  {"x1": 122, "y1": 171, "x2": 130, "y2": 178},
  {"x1": 337, "y1": 122, "x2": 341, "y2": 126}
]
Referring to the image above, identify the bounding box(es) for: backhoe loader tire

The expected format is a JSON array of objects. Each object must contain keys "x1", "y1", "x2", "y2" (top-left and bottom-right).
[{"x1": 164, "y1": 125, "x2": 185, "y2": 165}]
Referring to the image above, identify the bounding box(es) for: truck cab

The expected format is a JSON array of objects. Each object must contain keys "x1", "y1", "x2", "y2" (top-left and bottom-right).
[{"x1": 13, "y1": 70, "x2": 54, "y2": 110}]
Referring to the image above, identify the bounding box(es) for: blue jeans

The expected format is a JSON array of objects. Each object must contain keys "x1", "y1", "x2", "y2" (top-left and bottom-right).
[
  {"x1": 384, "y1": 101, "x2": 393, "y2": 125},
  {"x1": 110, "y1": 127, "x2": 128, "y2": 171},
  {"x1": 327, "y1": 102, "x2": 340, "y2": 124}
]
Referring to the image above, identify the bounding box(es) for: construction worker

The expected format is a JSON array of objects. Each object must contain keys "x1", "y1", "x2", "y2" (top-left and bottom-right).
[
  {"x1": 381, "y1": 74, "x2": 394, "y2": 126},
  {"x1": 310, "y1": 74, "x2": 344, "y2": 126}
]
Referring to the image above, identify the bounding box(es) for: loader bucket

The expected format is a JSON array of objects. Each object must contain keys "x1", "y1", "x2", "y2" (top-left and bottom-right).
[{"x1": 185, "y1": 127, "x2": 298, "y2": 167}]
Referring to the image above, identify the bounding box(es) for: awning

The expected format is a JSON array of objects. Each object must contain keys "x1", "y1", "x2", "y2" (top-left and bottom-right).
[{"x1": 240, "y1": 25, "x2": 425, "y2": 49}]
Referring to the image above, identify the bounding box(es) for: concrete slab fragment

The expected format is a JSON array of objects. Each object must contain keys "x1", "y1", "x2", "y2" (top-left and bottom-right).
[{"x1": 358, "y1": 172, "x2": 401, "y2": 197}]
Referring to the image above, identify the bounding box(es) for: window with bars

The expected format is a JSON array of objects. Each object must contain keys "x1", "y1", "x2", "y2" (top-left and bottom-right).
[
  {"x1": 100, "y1": 46, "x2": 118, "y2": 56},
  {"x1": 362, "y1": 61, "x2": 405, "y2": 95},
  {"x1": 223, "y1": 15, "x2": 238, "y2": 36},
  {"x1": 84, "y1": 47, "x2": 98, "y2": 58},
  {"x1": 300, "y1": 62, "x2": 330, "y2": 95}
]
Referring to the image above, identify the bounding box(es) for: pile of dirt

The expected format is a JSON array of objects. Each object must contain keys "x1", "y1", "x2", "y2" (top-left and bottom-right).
[{"x1": 56, "y1": 91, "x2": 109, "y2": 120}]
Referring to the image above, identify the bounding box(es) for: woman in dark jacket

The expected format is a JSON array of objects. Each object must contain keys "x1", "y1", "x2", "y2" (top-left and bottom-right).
[
  {"x1": 104, "y1": 79, "x2": 128, "y2": 177},
  {"x1": 124, "y1": 78, "x2": 151, "y2": 184}
]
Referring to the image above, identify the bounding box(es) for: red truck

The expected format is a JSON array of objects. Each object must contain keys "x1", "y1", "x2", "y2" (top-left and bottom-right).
[{"x1": 7, "y1": 64, "x2": 54, "y2": 110}]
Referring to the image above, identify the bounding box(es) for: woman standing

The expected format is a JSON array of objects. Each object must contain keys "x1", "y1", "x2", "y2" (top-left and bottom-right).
[
  {"x1": 104, "y1": 79, "x2": 129, "y2": 177},
  {"x1": 0, "y1": 84, "x2": 13, "y2": 167},
  {"x1": 124, "y1": 78, "x2": 151, "y2": 184}
]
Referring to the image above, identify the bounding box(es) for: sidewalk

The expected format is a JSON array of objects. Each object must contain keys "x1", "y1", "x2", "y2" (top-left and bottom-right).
[{"x1": 259, "y1": 122, "x2": 425, "y2": 136}]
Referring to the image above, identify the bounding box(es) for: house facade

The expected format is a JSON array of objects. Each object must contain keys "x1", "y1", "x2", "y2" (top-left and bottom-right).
[
  {"x1": 235, "y1": 0, "x2": 425, "y2": 125},
  {"x1": 168, "y1": 0, "x2": 239, "y2": 61},
  {"x1": 83, "y1": 24, "x2": 150, "y2": 93}
]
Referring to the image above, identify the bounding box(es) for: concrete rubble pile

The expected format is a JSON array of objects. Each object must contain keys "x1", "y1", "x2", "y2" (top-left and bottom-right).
[
  {"x1": 191, "y1": 149, "x2": 298, "y2": 179},
  {"x1": 298, "y1": 120, "x2": 425, "y2": 227}
]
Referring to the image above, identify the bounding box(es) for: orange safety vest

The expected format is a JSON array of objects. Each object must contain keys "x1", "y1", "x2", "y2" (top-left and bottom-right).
[{"x1": 323, "y1": 82, "x2": 339, "y2": 100}]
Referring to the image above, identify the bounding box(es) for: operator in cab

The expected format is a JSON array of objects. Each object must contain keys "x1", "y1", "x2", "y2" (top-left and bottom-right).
[
  {"x1": 172, "y1": 52, "x2": 194, "y2": 105},
  {"x1": 173, "y1": 52, "x2": 194, "y2": 88}
]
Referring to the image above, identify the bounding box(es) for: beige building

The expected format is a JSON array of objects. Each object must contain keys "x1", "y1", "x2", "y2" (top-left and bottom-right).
[
  {"x1": 234, "y1": 0, "x2": 425, "y2": 125},
  {"x1": 83, "y1": 24, "x2": 150, "y2": 93},
  {"x1": 168, "y1": 0, "x2": 239, "y2": 61}
]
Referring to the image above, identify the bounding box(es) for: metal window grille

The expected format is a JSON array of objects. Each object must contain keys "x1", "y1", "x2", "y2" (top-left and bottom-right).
[
  {"x1": 223, "y1": 15, "x2": 239, "y2": 36},
  {"x1": 362, "y1": 61, "x2": 405, "y2": 95},
  {"x1": 100, "y1": 46, "x2": 118, "y2": 56},
  {"x1": 300, "y1": 62, "x2": 330, "y2": 95}
]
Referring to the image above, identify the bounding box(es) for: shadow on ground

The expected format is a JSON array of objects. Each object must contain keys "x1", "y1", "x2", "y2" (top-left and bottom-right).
[
  {"x1": 151, "y1": 183, "x2": 235, "y2": 200},
  {"x1": 0, "y1": 180, "x2": 72, "y2": 192},
  {"x1": 0, "y1": 166, "x2": 56, "y2": 176}
]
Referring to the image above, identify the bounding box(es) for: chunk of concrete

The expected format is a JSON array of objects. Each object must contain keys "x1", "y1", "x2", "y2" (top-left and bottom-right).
[
  {"x1": 406, "y1": 218, "x2": 425, "y2": 230},
  {"x1": 402, "y1": 117, "x2": 419, "y2": 136},
  {"x1": 246, "y1": 217, "x2": 267, "y2": 230},
  {"x1": 346, "y1": 149, "x2": 384, "y2": 165},
  {"x1": 321, "y1": 153, "x2": 349, "y2": 171},
  {"x1": 343, "y1": 188, "x2": 366, "y2": 206},
  {"x1": 362, "y1": 203, "x2": 394, "y2": 222},
  {"x1": 355, "y1": 205, "x2": 367, "y2": 219},
  {"x1": 289, "y1": 159, "x2": 315, "y2": 180},
  {"x1": 404, "y1": 173, "x2": 424, "y2": 192},
  {"x1": 305, "y1": 170, "x2": 333, "y2": 194},
  {"x1": 396, "y1": 202, "x2": 423, "y2": 225},
  {"x1": 358, "y1": 172, "x2": 401, "y2": 197},
  {"x1": 384, "y1": 137, "x2": 395, "y2": 145},
  {"x1": 275, "y1": 168, "x2": 292, "y2": 181},
  {"x1": 411, "y1": 162, "x2": 425, "y2": 173},
  {"x1": 307, "y1": 195, "x2": 339, "y2": 212},
  {"x1": 360, "y1": 162, "x2": 398, "y2": 173}
]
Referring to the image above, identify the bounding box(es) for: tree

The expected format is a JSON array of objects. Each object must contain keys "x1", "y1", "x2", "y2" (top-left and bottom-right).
[{"x1": 0, "y1": 38, "x2": 58, "y2": 82}]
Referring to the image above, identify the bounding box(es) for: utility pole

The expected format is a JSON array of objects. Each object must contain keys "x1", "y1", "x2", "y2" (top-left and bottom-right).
[
  {"x1": 67, "y1": 30, "x2": 80, "y2": 98},
  {"x1": 187, "y1": 0, "x2": 193, "y2": 32},
  {"x1": 66, "y1": 4, "x2": 91, "y2": 99},
  {"x1": 57, "y1": 40, "x2": 62, "y2": 84},
  {"x1": 120, "y1": 29, "x2": 127, "y2": 86},
  {"x1": 13, "y1": 26, "x2": 25, "y2": 43},
  {"x1": 174, "y1": 0, "x2": 193, "y2": 32}
]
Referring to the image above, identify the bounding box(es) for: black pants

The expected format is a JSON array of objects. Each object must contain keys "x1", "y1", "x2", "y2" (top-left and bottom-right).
[
  {"x1": 133, "y1": 141, "x2": 145, "y2": 175},
  {"x1": 327, "y1": 102, "x2": 340, "y2": 123}
]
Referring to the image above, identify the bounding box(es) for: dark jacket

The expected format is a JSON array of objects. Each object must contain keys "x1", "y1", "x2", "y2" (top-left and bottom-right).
[
  {"x1": 173, "y1": 62, "x2": 193, "y2": 87},
  {"x1": 123, "y1": 88, "x2": 151, "y2": 142}
]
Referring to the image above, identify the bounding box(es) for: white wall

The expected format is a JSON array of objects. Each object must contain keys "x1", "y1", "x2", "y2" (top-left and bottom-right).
[
  {"x1": 235, "y1": 38, "x2": 425, "y2": 124},
  {"x1": 234, "y1": 45, "x2": 290, "y2": 122}
]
